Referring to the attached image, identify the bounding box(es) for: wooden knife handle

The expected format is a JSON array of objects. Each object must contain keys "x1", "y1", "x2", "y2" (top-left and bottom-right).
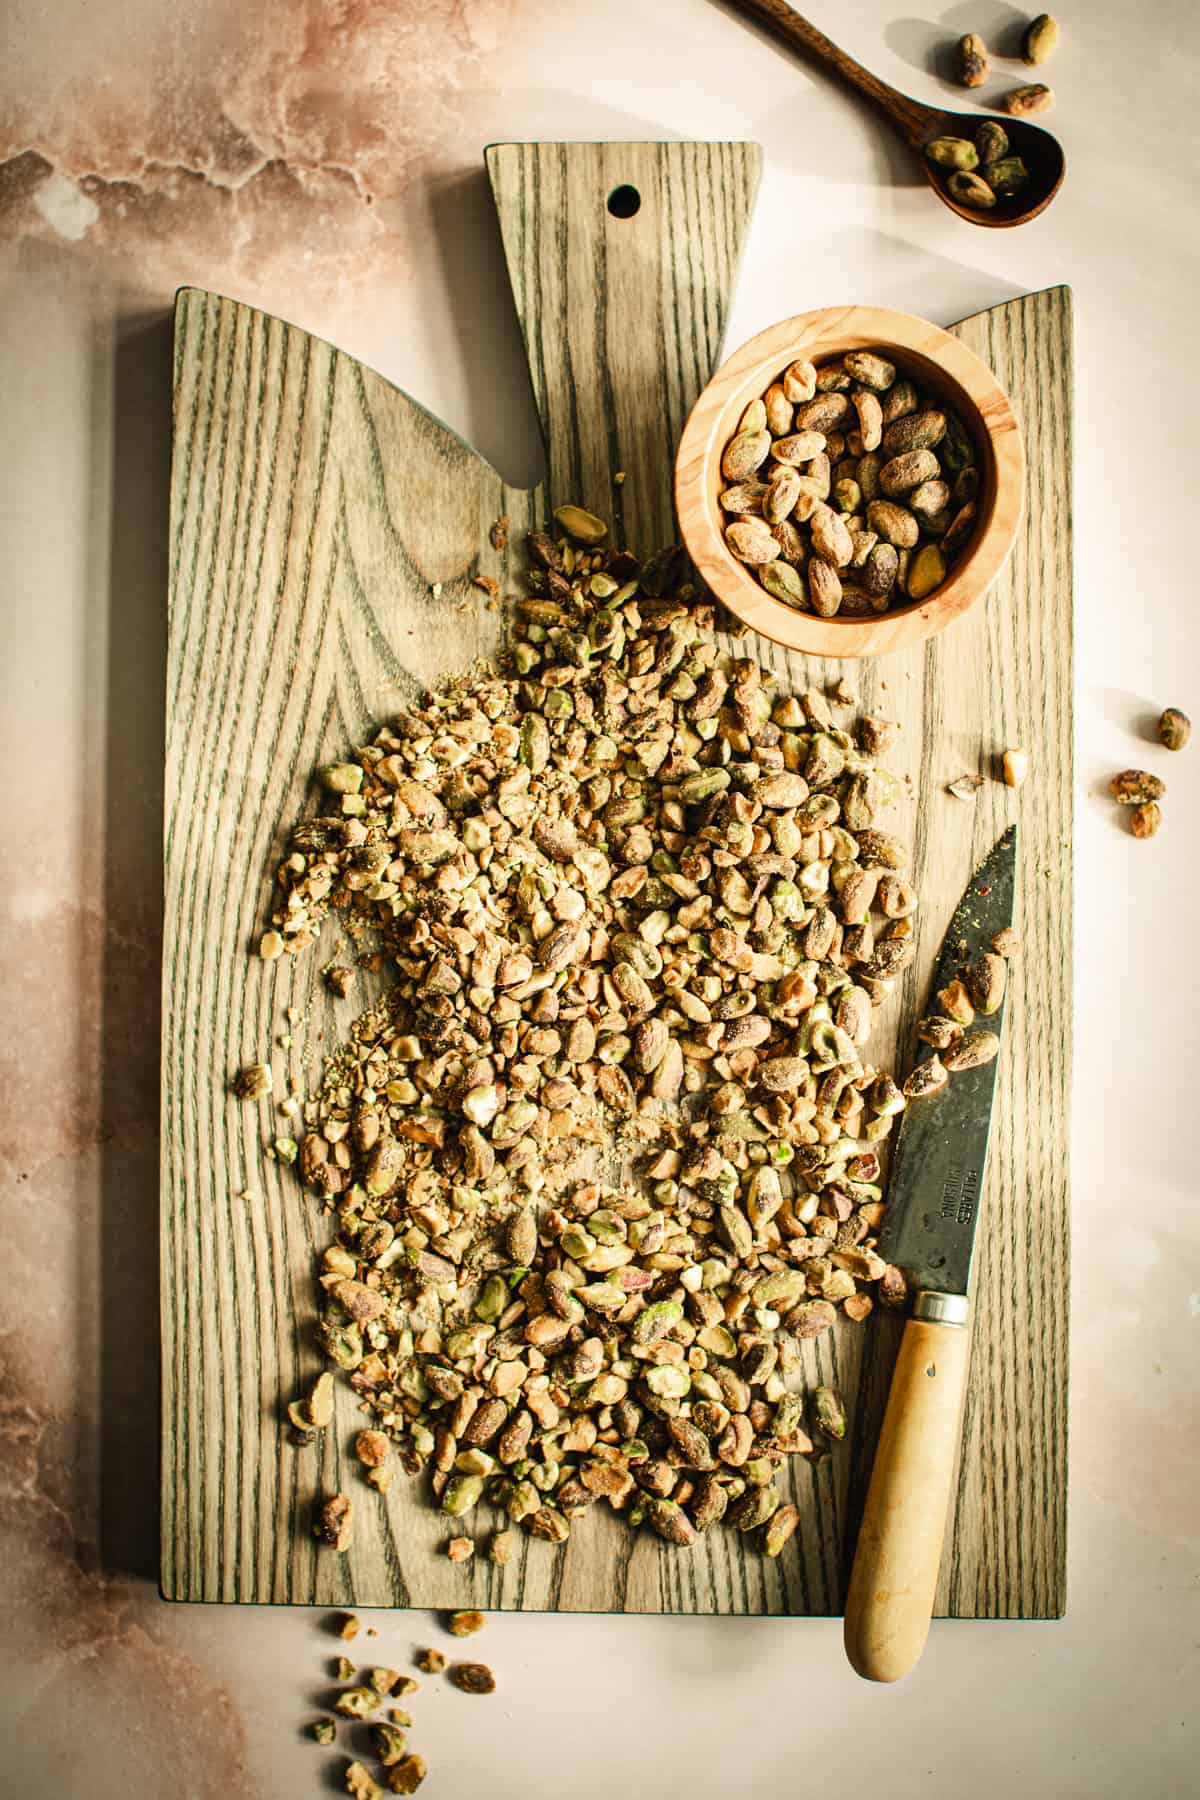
[{"x1": 843, "y1": 1313, "x2": 970, "y2": 1682}]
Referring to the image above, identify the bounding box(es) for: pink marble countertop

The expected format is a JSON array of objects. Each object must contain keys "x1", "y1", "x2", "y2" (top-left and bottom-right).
[{"x1": 2, "y1": 1, "x2": 1197, "y2": 1794}]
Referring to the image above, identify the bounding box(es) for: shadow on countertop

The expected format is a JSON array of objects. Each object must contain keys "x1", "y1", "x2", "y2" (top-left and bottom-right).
[{"x1": 92, "y1": 310, "x2": 173, "y2": 1584}]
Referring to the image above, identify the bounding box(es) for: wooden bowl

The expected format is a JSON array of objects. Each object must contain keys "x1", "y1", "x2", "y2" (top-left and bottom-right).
[{"x1": 675, "y1": 305, "x2": 1025, "y2": 659}]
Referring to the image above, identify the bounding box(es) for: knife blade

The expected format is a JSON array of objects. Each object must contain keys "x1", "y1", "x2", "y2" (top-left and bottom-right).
[
  {"x1": 876, "y1": 822, "x2": 1016, "y2": 1303},
  {"x1": 844, "y1": 825, "x2": 1017, "y2": 1684}
]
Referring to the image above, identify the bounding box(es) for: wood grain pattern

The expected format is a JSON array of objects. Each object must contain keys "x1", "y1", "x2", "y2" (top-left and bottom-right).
[
  {"x1": 675, "y1": 303, "x2": 1025, "y2": 658},
  {"x1": 161, "y1": 141, "x2": 1069, "y2": 1619}
]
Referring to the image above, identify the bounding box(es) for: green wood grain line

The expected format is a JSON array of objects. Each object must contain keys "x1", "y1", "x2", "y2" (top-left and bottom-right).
[
  {"x1": 487, "y1": 141, "x2": 762, "y2": 553},
  {"x1": 161, "y1": 148, "x2": 1069, "y2": 1616}
]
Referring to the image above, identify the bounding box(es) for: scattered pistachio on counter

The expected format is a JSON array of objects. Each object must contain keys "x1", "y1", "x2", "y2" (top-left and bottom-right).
[
  {"x1": 447, "y1": 1610, "x2": 486, "y2": 1637},
  {"x1": 1130, "y1": 802, "x2": 1161, "y2": 840},
  {"x1": 954, "y1": 32, "x2": 988, "y2": 87},
  {"x1": 1110, "y1": 771, "x2": 1165, "y2": 806},
  {"x1": 371, "y1": 1724, "x2": 409, "y2": 1768},
  {"x1": 1158, "y1": 708, "x2": 1190, "y2": 752},
  {"x1": 1023, "y1": 14, "x2": 1060, "y2": 65},
  {"x1": 386, "y1": 1756, "x2": 428, "y2": 1795},
  {"x1": 1002, "y1": 83, "x2": 1054, "y2": 115},
  {"x1": 448, "y1": 1662, "x2": 497, "y2": 1695}
]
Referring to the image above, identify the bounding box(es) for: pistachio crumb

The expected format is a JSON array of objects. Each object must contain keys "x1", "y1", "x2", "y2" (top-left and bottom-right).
[
  {"x1": 233, "y1": 1061, "x2": 272, "y2": 1100},
  {"x1": 335, "y1": 1686, "x2": 380, "y2": 1720},
  {"x1": 345, "y1": 1762, "x2": 383, "y2": 1800},
  {"x1": 386, "y1": 1755, "x2": 428, "y2": 1795},
  {"x1": 447, "y1": 1609, "x2": 485, "y2": 1637}
]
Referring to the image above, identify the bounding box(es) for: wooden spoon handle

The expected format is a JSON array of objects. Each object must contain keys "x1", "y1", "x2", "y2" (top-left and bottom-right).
[
  {"x1": 722, "y1": 0, "x2": 933, "y2": 144},
  {"x1": 843, "y1": 1312, "x2": 971, "y2": 1682}
]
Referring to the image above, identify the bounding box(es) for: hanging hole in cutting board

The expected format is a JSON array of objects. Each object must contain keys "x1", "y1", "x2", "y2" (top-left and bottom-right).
[{"x1": 607, "y1": 184, "x2": 641, "y2": 218}]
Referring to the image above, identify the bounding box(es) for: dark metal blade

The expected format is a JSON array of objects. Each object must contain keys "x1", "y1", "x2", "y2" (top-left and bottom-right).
[{"x1": 876, "y1": 826, "x2": 1017, "y2": 1297}]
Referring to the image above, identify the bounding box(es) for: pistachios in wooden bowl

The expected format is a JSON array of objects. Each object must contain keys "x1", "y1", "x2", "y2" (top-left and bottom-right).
[{"x1": 675, "y1": 305, "x2": 1025, "y2": 659}]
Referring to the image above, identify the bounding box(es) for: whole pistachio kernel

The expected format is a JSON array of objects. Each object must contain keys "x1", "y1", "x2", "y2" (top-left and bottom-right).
[
  {"x1": 975, "y1": 121, "x2": 1009, "y2": 166},
  {"x1": 955, "y1": 31, "x2": 988, "y2": 88},
  {"x1": 1158, "y1": 708, "x2": 1191, "y2": 752},
  {"x1": 947, "y1": 171, "x2": 997, "y2": 210},
  {"x1": 813, "y1": 1386, "x2": 847, "y2": 1440},
  {"x1": 924, "y1": 136, "x2": 979, "y2": 171},
  {"x1": 762, "y1": 1503, "x2": 800, "y2": 1557},
  {"x1": 988, "y1": 157, "x2": 1031, "y2": 197},
  {"x1": 553, "y1": 504, "x2": 607, "y2": 545},
  {"x1": 448, "y1": 1661, "x2": 497, "y2": 1694},
  {"x1": 1002, "y1": 83, "x2": 1054, "y2": 115},
  {"x1": 970, "y1": 953, "x2": 1007, "y2": 1016},
  {"x1": 1130, "y1": 801, "x2": 1161, "y2": 839},
  {"x1": 1110, "y1": 770, "x2": 1165, "y2": 805},
  {"x1": 1022, "y1": 13, "x2": 1060, "y2": 65}
]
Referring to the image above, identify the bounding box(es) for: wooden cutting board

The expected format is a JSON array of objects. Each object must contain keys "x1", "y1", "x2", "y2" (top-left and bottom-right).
[{"x1": 161, "y1": 140, "x2": 1071, "y2": 1616}]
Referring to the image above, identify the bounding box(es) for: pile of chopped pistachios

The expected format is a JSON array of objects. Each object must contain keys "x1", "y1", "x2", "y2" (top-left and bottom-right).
[{"x1": 263, "y1": 514, "x2": 920, "y2": 1558}]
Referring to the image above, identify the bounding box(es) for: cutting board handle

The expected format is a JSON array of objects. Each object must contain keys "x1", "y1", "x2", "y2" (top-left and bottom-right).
[
  {"x1": 843, "y1": 1311, "x2": 971, "y2": 1682},
  {"x1": 486, "y1": 141, "x2": 761, "y2": 553}
]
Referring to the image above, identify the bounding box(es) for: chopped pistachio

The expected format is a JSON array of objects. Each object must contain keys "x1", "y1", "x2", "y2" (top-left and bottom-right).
[
  {"x1": 447, "y1": 1609, "x2": 485, "y2": 1637},
  {"x1": 386, "y1": 1756, "x2": 428, "y2": 1796},
  {"x1": 233, "y1": 1061, "x2": 273, "y2": 1100},
  {"x1": 371, "y1": 1722, "x2": 409, "y2": 1766},
  {"x1": 335, "y1": 1686, "x2": 380, "y2": 1720}
]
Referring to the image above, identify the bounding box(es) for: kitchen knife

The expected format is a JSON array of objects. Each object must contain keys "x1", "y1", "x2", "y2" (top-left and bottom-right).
[{"x1": 844, "y1": 825, "x2": 1016, "y2": 1683}]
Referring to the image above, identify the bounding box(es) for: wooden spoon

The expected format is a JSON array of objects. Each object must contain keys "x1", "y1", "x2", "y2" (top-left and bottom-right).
[{"x1": 723, "y1": 0, "x2": 1065, "y2": 227}]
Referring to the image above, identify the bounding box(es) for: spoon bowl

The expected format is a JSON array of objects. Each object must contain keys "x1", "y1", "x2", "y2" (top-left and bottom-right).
[
  {"x1": 725, "y1": 0, "x2": 1066, "y2": 228},
  {"x1": 915, "y1": 109, "x2": 1065, "y2": 228}
]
